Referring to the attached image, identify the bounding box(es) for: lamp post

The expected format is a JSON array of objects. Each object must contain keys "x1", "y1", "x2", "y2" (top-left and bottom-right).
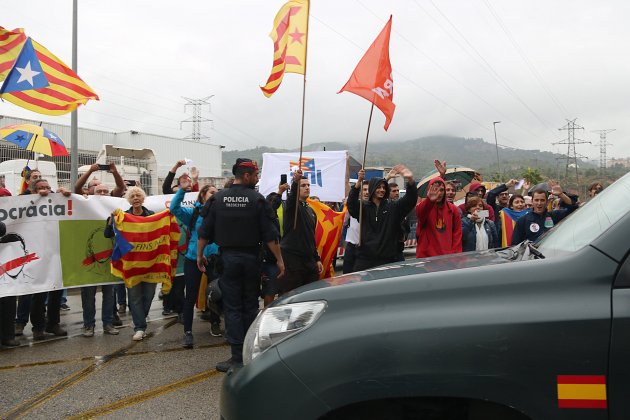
[{"x1": 492, "y1": 121, "x2": 501, "y2": 178}]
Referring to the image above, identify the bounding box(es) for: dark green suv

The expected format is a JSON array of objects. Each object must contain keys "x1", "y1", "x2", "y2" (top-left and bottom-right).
[{"x1": 221, "y1": 172, "x2": 630, "y2": 420}]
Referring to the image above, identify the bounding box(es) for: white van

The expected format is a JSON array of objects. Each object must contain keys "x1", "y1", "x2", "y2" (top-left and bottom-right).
[{"x1": 0, "y1": 159, "x2": 59, "y2": 194}]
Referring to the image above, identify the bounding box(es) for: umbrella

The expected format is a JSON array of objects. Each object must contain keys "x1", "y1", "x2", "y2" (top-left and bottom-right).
[
  {"x1": 416, "y1": 166, "x2": 476, "y2": 199},
  {"x1": 528, "y1": 182, "x2": 550, "y2": 195},
  {"x1": 0, "y1": 123, "x2": 68, "y2": 156}
]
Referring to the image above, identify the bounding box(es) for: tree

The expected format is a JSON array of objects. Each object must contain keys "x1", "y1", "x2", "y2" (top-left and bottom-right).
[{"x1": 521, "y1": 167, "x2": 543, "y2": 185}]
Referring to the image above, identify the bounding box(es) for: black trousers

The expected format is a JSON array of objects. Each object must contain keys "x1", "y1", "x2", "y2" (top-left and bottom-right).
[
  {"x1": 31, "y1": 290, "x2": 62, "y2": 331},
  {"x1": 342, "y1": 242, "x2": 358, "y2": 274},
  {"x1": 0, "y1": 296, "x2": 16, "y2": 340},
  {"x1": 279, "y1": 250, "x2": 319, "y2": 295}
]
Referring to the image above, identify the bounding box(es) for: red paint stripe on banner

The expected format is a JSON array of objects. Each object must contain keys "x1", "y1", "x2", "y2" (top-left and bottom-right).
[
  {"x1": 0, "y1": 253, "x2": 39, "y2": 275},
  {"x1": 82, "y1": 249, "x2": 112, "y2": 266},
  {"x1": 557, "y1": 375, "x2": 606, "y2": 384},
  {"x1": 558, "y1": 399, "x2": 607, "y2": 409}
]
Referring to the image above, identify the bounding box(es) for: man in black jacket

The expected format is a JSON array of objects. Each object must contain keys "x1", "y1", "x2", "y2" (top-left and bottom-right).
[
  {"x1": 280, "y1": 170, "x2": 323, "y2": 294},
  {"x1": 348, "y1": 165, "x2": 417, "y2": 271}
]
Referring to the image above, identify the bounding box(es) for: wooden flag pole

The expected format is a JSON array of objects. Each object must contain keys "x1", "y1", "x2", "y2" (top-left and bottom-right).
[
  {"x1": 294, "y1": 0, "x2": 312, "y2": 230},
  {"x1": 358, "y1": 102, "x2": 375, "y2": 246}
]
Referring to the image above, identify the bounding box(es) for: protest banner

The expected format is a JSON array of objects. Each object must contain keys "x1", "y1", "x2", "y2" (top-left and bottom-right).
[{"x1": 0, "y1": 192, "x2": 197, "y2": 298}]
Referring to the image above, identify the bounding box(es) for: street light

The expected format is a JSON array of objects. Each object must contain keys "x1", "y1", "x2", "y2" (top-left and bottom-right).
[{"x1": 492, "y1": 121, "x2": 501, "y2": 178}]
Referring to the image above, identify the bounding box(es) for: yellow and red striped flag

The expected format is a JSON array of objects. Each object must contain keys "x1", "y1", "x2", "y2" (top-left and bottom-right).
[
  {"x1": 0, "y1": 35, "x2": 98, "y2": 115},
  {"x1": 260, "y1": 0, "x2": 308, "y2": 97},
  {"x1": 110, "y1": 209, "x2": 180, "y2": 293},
  {"x1": 0, "y1": 27, "x2": 27, "y2": 82},
  {"x1": 307, "y1": 199, "x2": 346, "y2": 279},
  {"x1": 557, "y1": 375, "x2": 607, "y2": 409}
]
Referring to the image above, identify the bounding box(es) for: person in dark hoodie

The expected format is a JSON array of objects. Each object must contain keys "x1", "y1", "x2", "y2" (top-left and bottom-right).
[
  {"x1": 458, "y1": 181, "x2": 495, "y2": 222},
  {"x1": 347, "y1": 165, "x2": 417, "y2": 271},
  {"x1": 415, "y1": 177, "x2": 462, "y2": 258},
  {"x1": 280, "y1": 170, "x2": 323, "y2": 294}
]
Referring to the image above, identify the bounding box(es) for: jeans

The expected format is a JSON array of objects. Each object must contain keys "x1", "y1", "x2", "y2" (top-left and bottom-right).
[
  {"x1": 0, "y1": 296, "x2": 16, "y2": 340},
  {"x1": 342, "y1": 242, "x2": 357, "y2": 274},
  {"x1": 183, "y1": 259, "x2": 203, "y2": 332},
  {"x1": 127, "y1": 282, "x2": 157, "y2": 332},
  {"x1": 31, "y1": 290, "x2": 62, "y2": 331},
  {"x1": 219, "y1": 250, "x2": 261, "y2": 361},
  {"x1": 16, "y1": 294, "x2": 32, "y2": 325},
  {"x1": 80, "y1": 285, "x2": 115, "y2": 328},
  {"x1": 114, "y1": 284, "x2": 127, "y2": 305}
]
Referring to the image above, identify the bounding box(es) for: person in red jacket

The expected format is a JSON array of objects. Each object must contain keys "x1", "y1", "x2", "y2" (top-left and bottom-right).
[
  {"x1": 415, "y1": 177, "x2": 462, "y2": 258},
  {"x1": 458, "y1": 182, "x2": 495, "y2": 222}
]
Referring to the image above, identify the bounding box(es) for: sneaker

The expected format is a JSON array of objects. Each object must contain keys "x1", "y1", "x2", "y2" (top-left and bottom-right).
[
  {"x1": 132, "y1": 330, "x2": 146, "y2": 341},
  {"x1": 15, "y1": 323, "x2": 25, "y2": 336},
  {"x1": 60, "y1": 303, "x2": 71, "y2": 311},
  {"x1": 82, "y1": 326, "x2": 95, "y2": 337},
  {"x1": 210, "y1": 322, "x2": 222, "y2": 337},
  {"x1": 103, "y1": 325, "x2": 120, "y2": 335},
  {"x1": 112, "y1": 313, "x2": 123, "y2": 327},
  {"x1": 2, "y1": 338, "x2": 20, "y2": 347},
  {"x1": 45, "y1": 324, "x2": 67, "y2": 336},
  {"x1": 117, "y1": 304, "x2": 126, "y2": 314},
  {"x1": 32, "y1": 329, "x2": 46, "y2": 341},
  {"x1": 182, "y1": 331, "x2": 194, "y2": 349},
  {"x1": 162, "y1": 309, "x2": 175, "y2": 317},
  {"x1": 216, "y1": 357, "x2": 243, "y2": 373}
]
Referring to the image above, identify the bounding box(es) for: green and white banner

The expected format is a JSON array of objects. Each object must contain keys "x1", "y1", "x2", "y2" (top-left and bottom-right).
[{"x1": 0, "y1": 192, "x2": 198, "y2": 298}]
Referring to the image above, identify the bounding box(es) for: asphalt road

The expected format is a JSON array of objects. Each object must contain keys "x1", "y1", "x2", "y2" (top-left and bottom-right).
[{"x1": 0, "y1": 290, "x2": 229, "y2": 419}]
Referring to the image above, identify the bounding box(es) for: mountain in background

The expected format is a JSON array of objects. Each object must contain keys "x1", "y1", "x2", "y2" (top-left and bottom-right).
[{"x1": 223, "y1": 135, "x2": 591, "y2": 179}]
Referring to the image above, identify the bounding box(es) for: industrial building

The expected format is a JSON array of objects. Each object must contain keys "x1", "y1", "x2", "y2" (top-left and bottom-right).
[{"x1": 0, "y1": 115, "x2": 224, "y2": 195}]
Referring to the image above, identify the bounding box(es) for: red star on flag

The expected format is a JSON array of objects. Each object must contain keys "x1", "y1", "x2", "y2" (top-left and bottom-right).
[
  {"x1": 321, "y1": 207, "x2": 337, "y2": 225},
  {"x1": 289, "y1": 27, "x2": 305, "y2": 44}
]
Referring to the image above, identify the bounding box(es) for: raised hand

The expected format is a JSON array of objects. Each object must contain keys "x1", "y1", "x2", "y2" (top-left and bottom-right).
[{"x1": 434, "y1": 160, "x2": 447, "y2": 177}]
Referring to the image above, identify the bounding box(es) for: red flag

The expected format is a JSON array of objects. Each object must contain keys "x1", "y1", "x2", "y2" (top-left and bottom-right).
[{"x1": 338, "y1": 16, "x2": 395, "y2": 131}]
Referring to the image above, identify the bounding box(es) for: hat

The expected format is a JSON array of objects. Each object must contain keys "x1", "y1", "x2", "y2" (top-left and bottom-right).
[
  {"x1": 232, "y1": 158, "x2": 258, "y2": 175},
  {"x1": 0, "y1": 188, "x2": 12, "y2": 197}
]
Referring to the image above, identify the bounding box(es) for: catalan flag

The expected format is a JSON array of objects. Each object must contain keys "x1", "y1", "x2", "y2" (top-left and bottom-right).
[
  {"x1": 498, "y1": 207, "x2": 530, "y2": 247},
  {"x1": 307, "y1": 199, "x2": 346, "y2": 279},
  {"x1": 289, "y1": 156, "x2": 312, "y2": 172},
  {"x1": 0, "y1": 34, "x2": 98, "y2": 115},
  {"x1": 110, "y1": 209, "x2": 180, "y2": 293},
  {"x1": 557, "y1": 375, "x2": 607, "y2": 409},
  {"x1": 260, "y1": 0, "x2": 308, "y2": 97},
  {"x1": 0, "y1": 26, "x2": 27, "y2": 82}
]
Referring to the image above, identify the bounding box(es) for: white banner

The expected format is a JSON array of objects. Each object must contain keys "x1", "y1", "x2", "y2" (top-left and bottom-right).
[
  {"x1": 0, "y1": 192, "x2": 198, "y2": 298},
  {"x1": 259, "y1": 151, "x2": 348, "y2": 202}
]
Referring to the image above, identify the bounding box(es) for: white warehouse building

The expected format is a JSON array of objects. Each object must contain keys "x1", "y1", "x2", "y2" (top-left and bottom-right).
[{"x1": 0, "y1": 115, "x2": 224, "y2": 195}]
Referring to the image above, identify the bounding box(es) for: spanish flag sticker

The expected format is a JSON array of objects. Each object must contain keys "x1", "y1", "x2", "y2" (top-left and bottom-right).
[{"x1": 557, "y1": 375, "x2": 607, "y2": 409}]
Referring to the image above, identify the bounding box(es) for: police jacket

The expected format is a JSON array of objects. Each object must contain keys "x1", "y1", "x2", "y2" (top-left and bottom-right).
[
  {"x1": 197, "y1": 183, "x2": 277, "y2": 252},
  {"x1": 347, "y1": 177, "x2": 417, "y2": 261},
  {"x1": 281, "y1": 180, "x2": 320, "y2": 262},
  {"x1": 511, "y1": 204, "x2": 577, "y2": 245}
]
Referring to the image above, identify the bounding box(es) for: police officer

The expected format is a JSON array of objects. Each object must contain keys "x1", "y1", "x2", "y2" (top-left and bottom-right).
[{"x1": 197, "y1": 158, "x2": 284, "y2": 372}]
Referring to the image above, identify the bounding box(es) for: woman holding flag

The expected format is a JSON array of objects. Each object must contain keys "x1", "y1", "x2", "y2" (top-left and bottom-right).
[{"x1": 496, "y1": 194, "x2": 530, "y2": 247}]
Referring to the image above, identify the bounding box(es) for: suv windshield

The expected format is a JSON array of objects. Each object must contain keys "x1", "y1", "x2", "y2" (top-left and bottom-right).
[{"x1": 537, "y1": 172, "x2": 630, "y2": 257}]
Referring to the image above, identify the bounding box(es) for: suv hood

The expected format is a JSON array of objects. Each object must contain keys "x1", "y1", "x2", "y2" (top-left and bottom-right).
[{"x1": 278, "y1": 244, "x2": 532, "y2": 301}]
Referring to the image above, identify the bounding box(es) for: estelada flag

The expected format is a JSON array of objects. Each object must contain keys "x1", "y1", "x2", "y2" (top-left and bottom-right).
[
  {"x1": 0, "y1": 26, "x2": 27, "y2": 82},
  {"x1": 260, "y1": 0, "x2": 309, "y2": 97},
  {"x1": 307, "y1": 199, "x2": 346, "y2": 279},
  {"x1": 499, "y1": 207, "x2": 530, "y2": 247},
  {"x1": 110, "y1": 209, "x2": 180, "y2": 293},
  {"x1": 338, "y1": 16, "x2": 395, "y2": 131},
  {"x1": 0, "y1": 35, "x2": 99, "y2": 115}
]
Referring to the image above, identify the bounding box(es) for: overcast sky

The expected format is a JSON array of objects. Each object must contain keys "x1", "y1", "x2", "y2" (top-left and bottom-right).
[{"x1": 2, "y1": 0, "x2": 628, "y2": 161}]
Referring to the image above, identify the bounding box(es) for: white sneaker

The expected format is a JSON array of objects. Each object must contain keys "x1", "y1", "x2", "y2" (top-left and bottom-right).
[{"x1": 132, "y1": 330, "x2": 146, "y2": 341}]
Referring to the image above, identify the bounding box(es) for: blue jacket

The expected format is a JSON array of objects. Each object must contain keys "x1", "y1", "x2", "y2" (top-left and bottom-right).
[
  {"x1": 461, "y1": 216, "x2": 499, "y2": 252},
  {"x1": 511, "y1": 205, "x2": 576, "y2": 245},
  {"x1": 170, "y1": 188, "x2": 218, "y2": 261}
]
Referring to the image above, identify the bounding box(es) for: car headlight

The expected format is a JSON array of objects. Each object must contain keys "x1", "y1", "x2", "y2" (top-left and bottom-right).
[{"x1": 243, "y1": 300, "x2": 327, "y2": 365}]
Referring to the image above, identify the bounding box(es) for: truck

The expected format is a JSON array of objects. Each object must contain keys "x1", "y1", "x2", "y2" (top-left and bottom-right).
[{"x1": 0, "y1": 159, "x2": 59, "y2": 194}]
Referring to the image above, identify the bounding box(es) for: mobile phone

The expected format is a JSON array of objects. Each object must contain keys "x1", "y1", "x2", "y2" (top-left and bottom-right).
[
  {"x1": 477, "y1": 210, "x2": 489, "y2": 218},
  {"x1": 125, "y1": 180, "x2": 137, "y2": 186},
  {"x1": 280, "y1": 174, "x2": 287, "y2": 184},
  {"x1": 98, "y1": 164, "x2": 110, "y2": 171}
]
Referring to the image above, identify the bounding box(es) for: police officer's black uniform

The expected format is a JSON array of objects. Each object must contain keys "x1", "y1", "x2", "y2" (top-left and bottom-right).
[{"x1": 198, "y1": 159, "x2": 278, "y2": 370}]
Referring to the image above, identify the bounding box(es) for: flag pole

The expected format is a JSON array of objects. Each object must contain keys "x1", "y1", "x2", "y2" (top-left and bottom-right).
[
  {"x1": 294, "y1": 0, "x2": 311, "y2": 230},
  {"x1": 357, "y1": 102, "x2": 375, "y2": 246}
]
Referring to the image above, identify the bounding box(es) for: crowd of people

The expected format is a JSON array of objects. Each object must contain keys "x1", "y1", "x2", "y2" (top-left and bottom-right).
[{"x1": 0, "y1": 157, "x2": 603, "y2": 374}]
